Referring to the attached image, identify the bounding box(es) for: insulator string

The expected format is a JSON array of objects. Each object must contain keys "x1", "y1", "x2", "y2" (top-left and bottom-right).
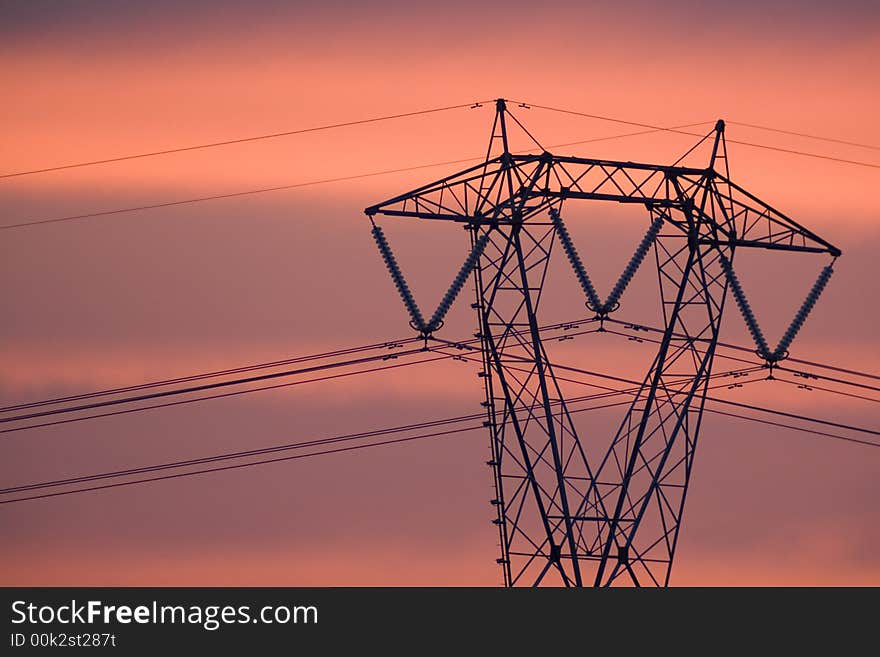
[
  {"x1": 371, "y1": 225, "x2": 427, "y2": 332},
  {"x1": 550, "y1": 207, "x2": 603, "y2": 311},
  {"x1": 771, "y1": 265, "x2": 834, "y2": 360},
  {"x1": 601, "y1": 215, "x2": 664, "y2": 313},
  {"x1": 427, "y1": 232, "x2": 490, "y2": 332},
  {"x1": 718, "y1": 253, "x2": 772, "y2": 359}
]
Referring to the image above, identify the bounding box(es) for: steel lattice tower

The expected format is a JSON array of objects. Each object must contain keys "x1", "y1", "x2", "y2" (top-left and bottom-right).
[{"x1": 365, "y1": 99, "x2": 840, "y2": 586}]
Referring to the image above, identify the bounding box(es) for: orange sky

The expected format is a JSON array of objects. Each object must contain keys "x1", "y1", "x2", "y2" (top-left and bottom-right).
[{"x1": 1, "y1": 0, "x2": 878, "y2": 586}]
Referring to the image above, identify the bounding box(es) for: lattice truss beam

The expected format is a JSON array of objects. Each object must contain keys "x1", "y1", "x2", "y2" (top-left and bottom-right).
[{"x1": 364, "y1": 100, "x2": 840, "y2": 586}]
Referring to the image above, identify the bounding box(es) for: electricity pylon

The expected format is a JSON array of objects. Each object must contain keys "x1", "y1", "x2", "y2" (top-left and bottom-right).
[{"x1": 365, "y1": 99, "x2": 840, "y2": 586}]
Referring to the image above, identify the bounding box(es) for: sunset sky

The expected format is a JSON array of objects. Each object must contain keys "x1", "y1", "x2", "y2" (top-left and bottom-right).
[{"x1": 1, "y1": 0, "x2": 878, "y2": 585}]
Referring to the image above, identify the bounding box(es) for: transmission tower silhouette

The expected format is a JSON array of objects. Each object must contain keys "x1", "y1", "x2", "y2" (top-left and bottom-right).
[{"x1": 365, "y1": 99, "x2": 840, "y2": 587}]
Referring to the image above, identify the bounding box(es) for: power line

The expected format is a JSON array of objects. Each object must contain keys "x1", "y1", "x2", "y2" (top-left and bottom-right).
[
  {"x1": 9, "y1": 313, "x2": 863, "y2": 423},
  {"x1": 0, "y1": 346, "x2": 431, "y2": 425},
  {"x1": 0, "y1": 102, "x2": 488, "y2": 180},
  {"x1": 550, "y1": 122, "x2": 713, "y2": 150},
  {"x1": 552, "y1": 361, "x2": 880, "y2": 438},
  {"x1": 0, "y1": 388, "x2": 636, "y2": 496},
  {"x1": 0, "y1": 417, "x2": 481, "y2": 495},
  {"x1": 432, "y1": 337, "x2": 880, "y2": 438},
  {"x1": 517, "y1": 101, "x2": 880, "y2": 169},
  {"x1": 603, "y1": 317, "x2": 880, "y2": 383},
  {"x1": 6, "y1": 99, "x2": 873, "y2": 183},
  {"x1": 0, "y1": 157, "x2": 485, "y2": 231},
  {"x1": 0, "y1": 353, "x2": 452, "y2": 436},
  {"x1": 0, "y1": 327, "x2": 597, "y2": 435},
  {"x1": 775, "y1": 365, "x2": 880, "y2": 394},
  {"x1": 727, "y1": 121, "x2": 880, "y2": 152},
  {"x1": 4, "y1": 105, "x2": 877, "y2": 233},
  {"x1": 0, "y1": 318, "x2": 601, "y2": 433},
  {"x1": 5, "y1": 315, "x2": 877, "y2": 437},
  {"x1": 0, "y1": 123, "x2": 721, "y2": 232},
  {"x1": 604, "y1": 326, "x2": 880, "y2": 403},
  {"x1": 512, "y1": 101, "x2": 704, "y2": 136},
  {"x1": 772, "y1": 376, "x2": 880, "y2": 405},
  {"x1": 438, "y1": 345, "x2": 880, "y2": 447},
  {"x1": 721, "y1": 137, "x2": 880, "y2": 169},
  {"x1": 2, "y1": 340, "x2": 874, "y2": 505},
  {"x1": 3, "y1": 372, "x2": 876, "y2": 506},
  {"x1": 0, "y1": 337, "x2": 422, "y2": 414},
  {"x1": 777, "y1": 356, "x2": 880, "y2": 383},
  {"x1": 701, "y1": 407, "x2": 879, "y2": 448},
  {"x1": 0, "y1": 425, "x2": 482, "y2": 505},
  {"x1": 601, "y1": 326, "x2": 758, "y2": 370}
]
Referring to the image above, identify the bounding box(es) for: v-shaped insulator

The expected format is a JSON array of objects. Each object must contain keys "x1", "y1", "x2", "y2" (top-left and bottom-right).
[
  {"x1": 372, "y1": 224, "x2": 491, "y2": 336},
  {"x1": 551, "y1": 208, "x2": 664, "y2": 316},
  {"x1": 719, "y1": 253, "x2": 834, "y2": 362}
]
